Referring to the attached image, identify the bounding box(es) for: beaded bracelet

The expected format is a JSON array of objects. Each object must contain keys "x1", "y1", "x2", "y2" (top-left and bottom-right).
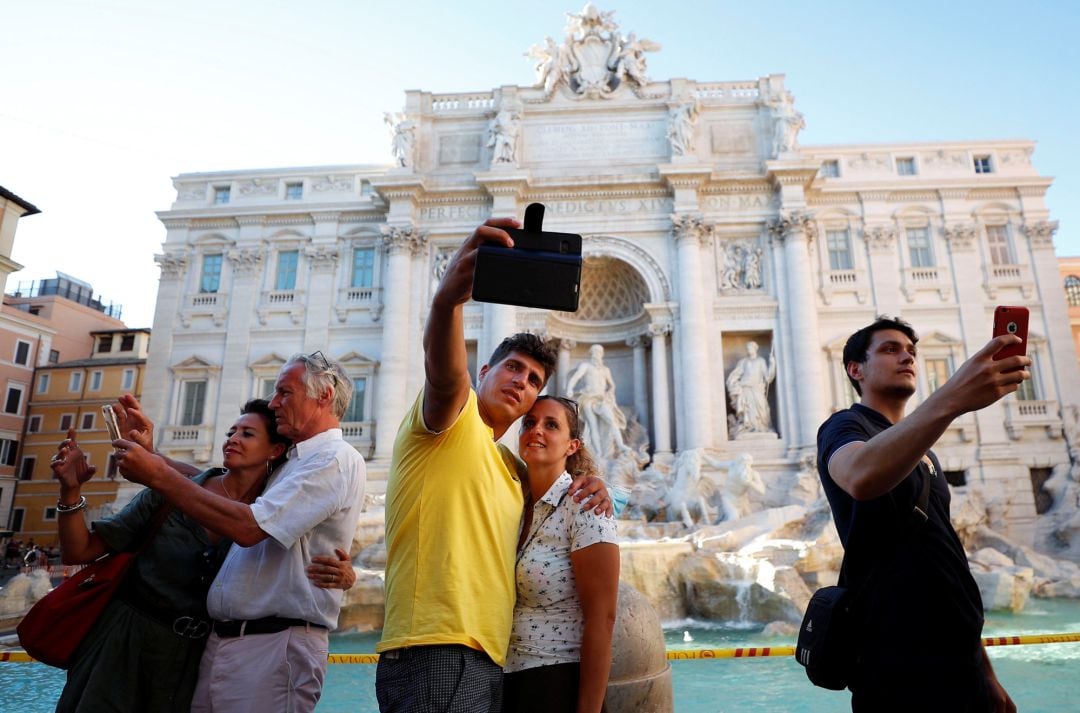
[{"x1": 55, "y1": 495, "x2": 88, "y2": 514}]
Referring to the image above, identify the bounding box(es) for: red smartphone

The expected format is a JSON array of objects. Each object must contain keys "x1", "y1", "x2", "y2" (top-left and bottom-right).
[{"x1": 992, "y1": 306, "x2": 1029, "y2": 363}]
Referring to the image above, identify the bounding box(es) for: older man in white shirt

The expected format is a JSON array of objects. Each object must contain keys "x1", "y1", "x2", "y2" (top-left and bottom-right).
[{"x1": 115, "y1": 351, "x2": 366, "y2": 713}]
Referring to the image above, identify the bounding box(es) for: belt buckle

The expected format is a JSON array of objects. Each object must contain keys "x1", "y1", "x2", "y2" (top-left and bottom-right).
[
  {"x1": 173, "y1": 616, "x2": 210, "y2": 639},
  {"x1": 382, "y1": 649, "x2": 402, "y2": 660}
]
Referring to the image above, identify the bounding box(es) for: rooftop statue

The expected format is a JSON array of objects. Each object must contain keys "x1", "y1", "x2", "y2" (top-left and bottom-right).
[{"x1": 523, "y1": 3, "x2": 660, "y2": 99}]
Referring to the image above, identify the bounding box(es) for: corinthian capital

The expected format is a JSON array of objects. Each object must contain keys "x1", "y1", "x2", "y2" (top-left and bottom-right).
[
  {"x1": 768, "y1": 210, "x2": 817, "y2": 243},
  {"x1": 670, "y1": 213, "x2": 711, "y2": 244},
  {"x1": 227, "y1": 248, "x2": 263, "y2": 276},
  {"x1": 304, "y1": 246, "x2": 340, "y2": 272},
  {"x1": 862, "y1": 225, "x2": 897, "y2": 253},
  {"x1": 648, "y1": 322, "x2": 673, "y2": 338},
  {"x1": 380, "y1": 224, "x2": 427, "y2": 255},
  {"x1": 154, "y1": 253, "x2": 188, "y2": 278},
  {"x1": 1022, "y1": 220, "x2": 1059, "y2": 247},
  {"x1": 943, "y1": 223, "x2": 978, "y2": 251}
]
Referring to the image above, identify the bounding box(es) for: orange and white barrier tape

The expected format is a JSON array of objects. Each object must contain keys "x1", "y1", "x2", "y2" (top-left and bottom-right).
[{"x1": 2, "y1": 632, "x2": 1078, "y2": 665}]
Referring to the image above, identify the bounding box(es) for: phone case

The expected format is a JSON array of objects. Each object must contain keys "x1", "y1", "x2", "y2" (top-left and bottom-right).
[{"x1": 992, "y1": 306, "x2": 1029, "y2": 361}]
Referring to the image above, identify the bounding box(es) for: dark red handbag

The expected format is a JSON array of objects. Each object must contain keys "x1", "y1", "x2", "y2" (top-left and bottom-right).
[{"x1": 17, "y1": 504, "x2": 172, "y2": 669}]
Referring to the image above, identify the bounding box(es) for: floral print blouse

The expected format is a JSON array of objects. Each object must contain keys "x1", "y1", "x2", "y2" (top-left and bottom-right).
[{"x1": 504, "y1": 472, "x2": 619, "y2": 673}]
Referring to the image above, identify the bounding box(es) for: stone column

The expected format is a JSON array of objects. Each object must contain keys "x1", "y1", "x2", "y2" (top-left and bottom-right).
[
  {"x1": 671, "y1": 214, "x2": 713, "y2": 450},
  {"x1": 862, "y1": 224, "x2": 902, "y2": 317},
  {"x1": 1023, "y1": 220, "x2": 1080, "y2": 403},
  {"x1": 303, "y1": 246, "x2": 340, "y2": 353},
  {"x1": 557, "y1": 339, "x2": 576, "y2": 396},
  {"x1": 628, "y1": 336, "x2": 648, "y2": 427},
  {"x1": 145, "y1": 252, "x2": 189, "y2": 433},
  {"x1": 648, "y1": 322, "x2": 673, "y2": 457},
  {"x1": 214, "y1": 247, "x2": 263, "y2": 457},
  {"x1": 768, "y1": 210, "x2": 826, "y2": 448},
  {"x1": 373, "y1": 225, "x2": 426, "y2": 460}
]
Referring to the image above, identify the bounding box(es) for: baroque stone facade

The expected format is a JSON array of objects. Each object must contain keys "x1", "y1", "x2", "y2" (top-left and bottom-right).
[{"x1": 146, "y1": 6, "x2": 1079, "y2": 545}]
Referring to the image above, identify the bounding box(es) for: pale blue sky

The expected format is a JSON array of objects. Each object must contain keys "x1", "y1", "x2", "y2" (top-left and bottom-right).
[{"x1": 2, "y1": 0, "x2": 1077, "y2": 327}]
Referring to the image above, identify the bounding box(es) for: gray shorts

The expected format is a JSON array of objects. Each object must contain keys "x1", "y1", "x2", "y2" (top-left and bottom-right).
[{"x1": 375, "y1": 644, "x2": 502, "y2": 713}]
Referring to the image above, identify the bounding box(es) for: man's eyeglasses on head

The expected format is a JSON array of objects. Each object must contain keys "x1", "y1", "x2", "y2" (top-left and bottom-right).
[{"x1": 307, "y1": 350, "x2": 338, "y2": 387}]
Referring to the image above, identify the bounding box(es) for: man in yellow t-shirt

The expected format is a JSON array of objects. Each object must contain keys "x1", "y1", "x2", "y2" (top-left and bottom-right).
[{"x1": 376, "y1": 218, "x2": 558, "y2": 712}]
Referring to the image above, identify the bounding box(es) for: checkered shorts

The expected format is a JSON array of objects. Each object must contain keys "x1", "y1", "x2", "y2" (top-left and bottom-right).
[{"x1": 375, "y1": 644, "x2": 503, "y2": 712}]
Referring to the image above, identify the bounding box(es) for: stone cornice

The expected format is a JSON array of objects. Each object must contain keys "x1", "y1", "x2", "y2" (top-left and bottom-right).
[
  {"x1": 340, "y1": 212, "x2": 387, "y2": 224},
  {"x1": 474, "y1": 170, "x2": 531, "y2": 199},
  {"x1": 657, "y1": 164, "x2": 711, "y2": 191},
  {"x1": 764, "y1": 160, "x2": 820, "y2": 189},
  {"x1": 700, "y1": 179, "x2": 773, "y2": 195},
  {"x1": 265, "y1": 214, "x2": 315, "y2": 227},
  {"x1": 857, "y1": 190, "x2": 890, "y2": 203},
  {"x1": 160, "y1": 218, "x2": 189, "y2": 231},
  {"x1": 190, "y1": 218, "x2": 238, "y2": 230},
  {"x1": 369, "y1": 175, "x2": 427, "y2": 202}
]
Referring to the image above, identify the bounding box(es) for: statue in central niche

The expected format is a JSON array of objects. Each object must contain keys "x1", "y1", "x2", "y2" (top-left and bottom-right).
[{"x1": 567, "y1": 344, "x2": 628, "y2": 463}]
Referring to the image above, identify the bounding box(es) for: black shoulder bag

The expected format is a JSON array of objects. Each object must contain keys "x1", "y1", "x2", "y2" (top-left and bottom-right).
[{"x1": 795, "y1": 437, "x2": 934, "y2": 690}]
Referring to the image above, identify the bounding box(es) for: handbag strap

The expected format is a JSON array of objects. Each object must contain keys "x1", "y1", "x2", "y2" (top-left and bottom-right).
[{"x1": 132, "y1": 500, "x2": 174, "y2": 556}]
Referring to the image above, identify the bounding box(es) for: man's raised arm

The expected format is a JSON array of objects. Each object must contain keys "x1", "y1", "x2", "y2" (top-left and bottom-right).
[
  {"x1": 422, "y1": 218, "x2": 519, "y2": 432},
  {"x1": 830, "y1": 335, "x2": 1030, "y2": 501}
]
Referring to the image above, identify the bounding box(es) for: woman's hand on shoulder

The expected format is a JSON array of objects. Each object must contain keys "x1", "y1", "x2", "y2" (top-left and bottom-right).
[{"x1": 307, "y1": 548, "x2": 356, "y2": 590}]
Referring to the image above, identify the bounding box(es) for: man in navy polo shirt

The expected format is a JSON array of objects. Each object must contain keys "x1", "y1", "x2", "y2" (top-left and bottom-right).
[{"x1": 818, "y1": 317, "x2": 1024, "y2": 712}]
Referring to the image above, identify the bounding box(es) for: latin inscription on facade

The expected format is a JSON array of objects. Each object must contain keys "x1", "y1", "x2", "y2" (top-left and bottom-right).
[
  {"x1": 709, "y1": 122, "x2": 757, "y2": 155},
  {"x1": 525, "y1": 121, "x2": 668, "y2": 162},
  {"x1": 703, "y1": 194, "x2": 775, "y2": 211},
  {"x1": 418, "y1": 204, "x2": 487, "y2": 222},
  {"x1": 545, "y1": 197, "x2": 672, "y2": 216}
]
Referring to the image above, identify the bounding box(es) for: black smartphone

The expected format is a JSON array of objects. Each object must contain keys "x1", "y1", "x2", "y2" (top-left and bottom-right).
[{"x1": 472, "y1": 203, "x2": 582, "y2": 312}]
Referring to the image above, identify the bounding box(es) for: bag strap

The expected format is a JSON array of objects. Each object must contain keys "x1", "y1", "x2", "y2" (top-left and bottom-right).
[
  {"x1": 132, "y1": 500, "x2": 174, "y2": 556},
  {"x1": 836, "y1": 407, "x2": 934, "y2": 601}
]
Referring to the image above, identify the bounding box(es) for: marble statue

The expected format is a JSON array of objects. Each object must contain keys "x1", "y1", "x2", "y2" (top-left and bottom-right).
[
  {"x1": 614, "y1": 32, "x2": 661, "y2": 88},
  {"x1": 668, "y1": 449, "x2": 766, "y2": 526},
  {"x1": 486, "y1": 105, "x2": 521, "y2": 165},
  {"x1": 384, "y1": 112, "x2": 415, "y2": 168},
  {"x1": 726, "y1": 341, "x2": 777, "y2": 437},
  {"x1": 567, "y1": 344, "x2": 628, "y2": 462},
  {"x1": 525, "y1": 36, "x2": 569, "y2": 97},
  {"x1": 769, "y1": 92, "x2": 805, "y2": 157},
  {"x1": 743, "y1": 246, "x2": 763, "y2": 289},
  {"x1": 666, "y1": 100, "x2": 699, "y2": 156},
  {"x1": 718, "y1": 242, "x2": 743, "y2": 290}
]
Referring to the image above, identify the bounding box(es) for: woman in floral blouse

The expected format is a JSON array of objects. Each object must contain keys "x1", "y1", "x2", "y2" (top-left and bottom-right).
[{"x1": 504, "y1": 396, "x2": 620, "y2": 713}]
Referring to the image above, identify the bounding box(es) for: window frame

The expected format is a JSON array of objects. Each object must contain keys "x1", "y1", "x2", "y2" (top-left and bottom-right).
[
  {"x1": 18, "y1": 456, "x2": 34, "y2": 481},
  {"x1": 27, "y1": 415, "x2": 42, "y2": 433},
  {"x1": 89, "y1": 370, "x2": 104, "y2": 392},
  {"x1": 285, "y1": 182, "x2": 303, "y2": 200},
  {"x1": 351, "y1": 246, "x2": 377, "y2": 289},
  {"x1": 97, "y1": 335, "x2": 113, "y2": 353},
  {"x1": 819, "y1": 160, "x2": 840, "y2": 178},
  {"x1": 906, "y1": 225, "x2": 935, "y2": 268},
  {"x1": 1065, "y1": 275, "x2": 1080, "y2": 307},
  {"x1": 985, "y1": 224, "x2": 1014, "y2": 266},
  {"x1": 180, "y1": 380, "x2": 208, "y2": 426},
  {"x1": 275, "y1": 249, "x2": 300, "y2": 291},
  {"x1": 122, "y1": 368, "x2": 136, "y2": 390},
  {"x1": 36, "y1": 372, "x2": 50, "y2": 394},
  {"x1": 80, "y1": 412, "x2": 95, "y2": 430},
  {"x1": 895, "y1": 157, "x2": 917, "y2": 176},
  {"x1": 343, "y1": 377, "x2": 368, "y2": 423},
  {"x1": 13, "y1": 340, "x2": 31, "y2": 366},
  {"x1": 4, "y1": 384, "x2": 25, "y2": 415},
  {"x1": 59, "y1": 413, "x2": 74, "y2": 431},
  {"x1": 974, "y1": 155, "x2": 993, "y2": 174},
  {"x1": 69, "y1": 371, "x2": 83, "y2": 393},
  {"x1": 825, "y1": 228, "x2": 854, "y2": 270},
  {"x1": 199, "y1": 253, "x2": 224, "y2": 294},
  {"x1": 213, "y1": 185, "x2": 231, "y2": 204}
]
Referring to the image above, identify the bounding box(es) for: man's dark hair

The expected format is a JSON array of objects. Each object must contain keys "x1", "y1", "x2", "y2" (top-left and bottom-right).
[
  {"x1": 487, "y1": 333, "x2": 559, "y2": 385},
  {"x1": 842, "y1": 316, "x2": 919, "y2": 396}
]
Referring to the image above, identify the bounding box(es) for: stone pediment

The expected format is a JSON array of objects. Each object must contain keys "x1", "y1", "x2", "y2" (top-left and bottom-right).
[
  {"x1": 250, "y1": 353, "x2": 288, "y2": 369},
  {"x1": 170, "y1": 355, "x2": 221, "y2": 374},
  {"x1": 338, "y1": 350, "x2": 380, "y2": 368}
]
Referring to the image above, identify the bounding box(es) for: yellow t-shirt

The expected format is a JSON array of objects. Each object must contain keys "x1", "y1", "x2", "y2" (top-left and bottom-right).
[{"x1": 377, "y1": 389, "x2": 525, "y2": 666}]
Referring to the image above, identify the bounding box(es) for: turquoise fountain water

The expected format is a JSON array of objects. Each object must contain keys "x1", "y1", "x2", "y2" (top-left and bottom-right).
[{"x1": 2, "y1": 599, "x2": 1078, "y2": 712}]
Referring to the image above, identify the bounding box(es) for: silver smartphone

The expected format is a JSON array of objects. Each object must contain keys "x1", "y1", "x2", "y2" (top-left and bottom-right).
[{"x1": 102, "y1": 405, "x2": 122, "y2": 443}]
